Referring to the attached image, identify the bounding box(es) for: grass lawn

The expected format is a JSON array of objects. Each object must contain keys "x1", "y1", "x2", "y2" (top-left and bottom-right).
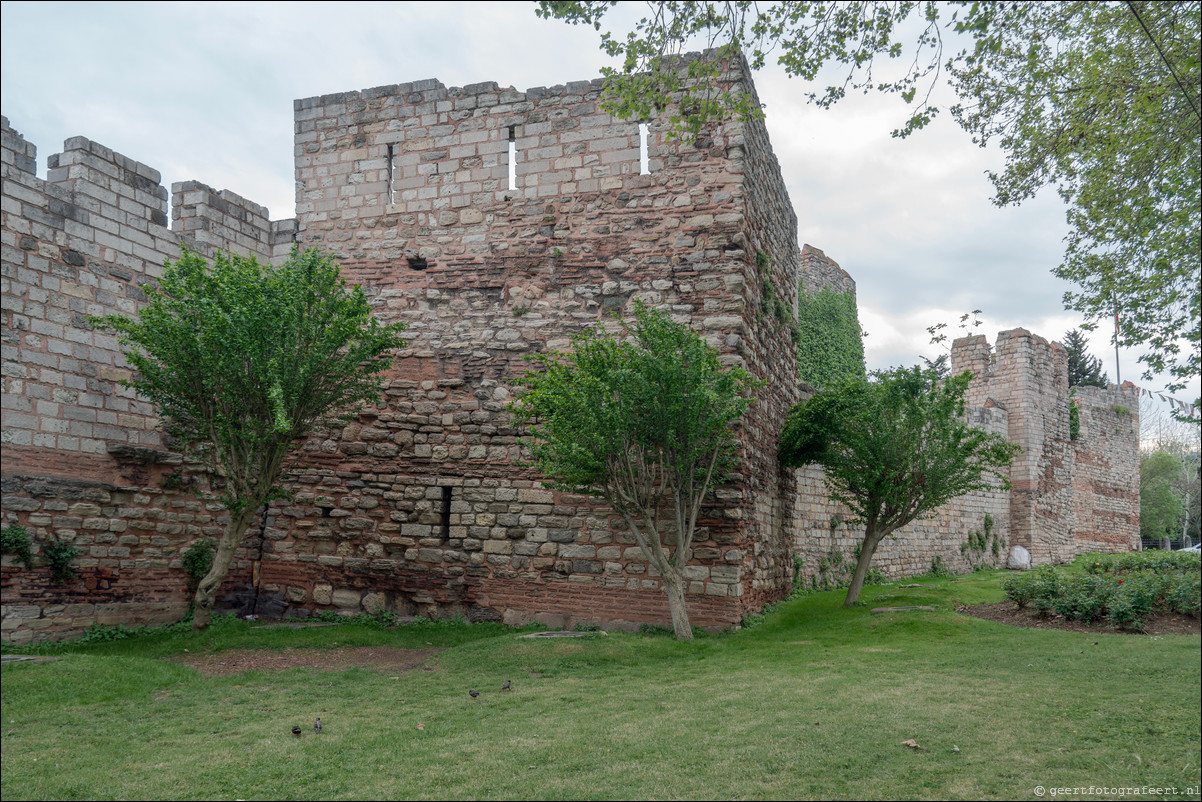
[{"x1": 2, "y1": 572, "x2": 1199, "y2": 800}]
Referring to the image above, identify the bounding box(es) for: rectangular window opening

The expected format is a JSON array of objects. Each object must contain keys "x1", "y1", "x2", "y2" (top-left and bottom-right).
[
  {"x1": 440, "y1": 486, "x2": 453, "y2": 540},
  {"x1": 386, "y1": 143, "x2": 395, "y2": 205},
  {"x1": 508, "y1": 126, "x2": 517, "y2": 191},
  {"x1": 638, "y1": 122, "x2": 650, "y2": 175}
]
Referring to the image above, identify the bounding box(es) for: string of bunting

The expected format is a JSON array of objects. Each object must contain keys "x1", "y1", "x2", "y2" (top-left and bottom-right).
[{"x1": 1139, "y1": 387, "x2": 1200, "y2": 417}]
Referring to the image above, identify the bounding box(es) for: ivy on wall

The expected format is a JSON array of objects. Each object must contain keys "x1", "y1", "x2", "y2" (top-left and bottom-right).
[
  {"x1": 757, "y1": 252, "x2": 804, "y2": 346},
  {"x1": 796, "y1": 287, "x2": 865, "y2": 388}
]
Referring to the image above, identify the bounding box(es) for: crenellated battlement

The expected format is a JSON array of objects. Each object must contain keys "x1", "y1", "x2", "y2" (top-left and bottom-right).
[
  {"x1": 291, "y1": 60, "x2": 757, "y2": 273},
  {"x1": 172, "y1": 180, "x2": 296, "y2": 261},
  {"x1": 0, "y1": 114, "x2": 297, "y2": 480}
]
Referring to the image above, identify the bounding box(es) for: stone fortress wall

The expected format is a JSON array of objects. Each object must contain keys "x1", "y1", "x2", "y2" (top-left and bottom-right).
[
  {"x1": 1, "y1": 59, "x2": 1140, "y2": 642},
  {"x1": 794, "y1": 330, "x2": 1140, "y2": 585},
  {"x1": 1, "y1": 116, "x2": 295, "y2": 641}
]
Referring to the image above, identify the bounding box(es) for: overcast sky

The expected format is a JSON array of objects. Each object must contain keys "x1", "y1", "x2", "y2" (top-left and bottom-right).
[{"x1": 2, "y1": 0, "x2": 1197, "y2": 413}]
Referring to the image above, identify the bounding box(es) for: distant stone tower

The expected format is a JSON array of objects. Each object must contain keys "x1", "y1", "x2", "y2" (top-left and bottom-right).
[{"x1": 951, "y1": 330, "x2": 1139, "y2": 563}]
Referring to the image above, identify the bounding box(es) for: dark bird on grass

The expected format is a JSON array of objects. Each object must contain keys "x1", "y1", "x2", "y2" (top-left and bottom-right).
[
  {"x1": 501, "y1": 680, "x2": 511, "y2": 691},
  {"x1": 291, "y1": 725, "x2": 303, "y2": 737},
  {"x1": 469, "y1": 689, "x2": 480, "y2": 699},
  {"x1": 314, "y1": 717, "x2": 322, "y2": 734}
]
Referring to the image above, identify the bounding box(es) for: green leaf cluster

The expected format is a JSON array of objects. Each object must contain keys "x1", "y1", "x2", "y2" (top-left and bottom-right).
[
  {"x1": 951, "y1": 2, "x2": 1200, "y2": 395},
  {"x1": 181, "y1": 537, "x2": 216, "y2": 593},
  {"x1": 1140, "y1": 451, "x2": 1188, "y2": 544},
  {"x1": 42, "y1": 538, "x2": 80, "y2": 585},
  {"x1": 795, "y1": 287, "x2": 865, "y2": 388},
  {"x1": 90, "y1": 246, "x2": 405, "y2": 629},
  {"x1": 1, "y1": 524, "x2": 35, "y2": 569},
  {"x1": 537, "y1": 1, "x2": 947, "y2": 138},
  {"x1": 512, "y1": 301, "x2": 756, "y2": 505},
  {"x1": 1062, "y1": 329, "x2": 1108, "y2": 388},
  {"x1": 1068, "y1": 390, "x2": 1081, "y2": 441},
  {"x1": 1002, "y1": 560, "x2": 1200, "y2": 629},
  {"x1": 959, "y1": 512, "x2": 1000, "y2": 571}
]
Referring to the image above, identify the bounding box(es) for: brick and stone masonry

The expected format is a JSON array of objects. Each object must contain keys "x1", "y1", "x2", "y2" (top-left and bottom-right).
[
  {"x1": 1, "y1": 57, "x2": 1140, "y2": 642},
  {"x1": 1, "y1": 116, "x2": 294, "y2": 642}
]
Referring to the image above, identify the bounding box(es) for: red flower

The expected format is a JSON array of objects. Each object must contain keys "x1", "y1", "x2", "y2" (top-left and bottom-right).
[{"x1": 1117, "y1": 579, "x2": 1123, "y2": 585}]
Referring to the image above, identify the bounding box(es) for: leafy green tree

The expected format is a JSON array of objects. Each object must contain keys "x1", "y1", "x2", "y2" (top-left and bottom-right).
[
  {"x1": 511, "y1": 302, "x2": 756, "y2": 639},
  {"x1": 1141, "y1": 451, "x2": 1187, "y2": 547},
  {"x1": 1062, "y1": 329, "x2": 1109, "y2": 389},
  {"x1": 779, "y1": 366, "x2": 1019, "y2": 606},
  {"x1": 537, "y1": 1, "x2": 1201, "y2": 400},
  {"x1": 93, "y1": 247, "x2": 406, "y2": 630},
  {"x1": 796, "y1": 287, "x2": 865, "y2": 388}
]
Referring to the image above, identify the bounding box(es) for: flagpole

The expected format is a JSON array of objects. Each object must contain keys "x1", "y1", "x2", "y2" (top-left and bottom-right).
[{"x1": 1113, "y1": 305, "x2": 1121, "y2": 385}]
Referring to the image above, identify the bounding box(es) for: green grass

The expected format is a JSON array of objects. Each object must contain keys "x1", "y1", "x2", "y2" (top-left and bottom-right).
[{"x1": 2, "y1": 573, "x2": 1199, "y2": 801}]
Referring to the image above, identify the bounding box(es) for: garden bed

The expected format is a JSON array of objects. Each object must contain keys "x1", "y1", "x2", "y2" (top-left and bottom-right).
[
  {"x1": 958, "y1": 600, "x2": 1200, "y2": 635},
  {"x1": 172, "y1": 646, "x2": 442, "y2": 676}
]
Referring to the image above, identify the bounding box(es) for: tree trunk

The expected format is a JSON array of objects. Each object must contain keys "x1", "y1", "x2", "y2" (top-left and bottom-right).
[
  {"x1": 660, "y1": 567, "x2": 694, "y2": 640},
  {"x1": 192, "y1": 505, "x2": 256, "y2": 631},
  {"x1": 843, "y1": 531, "x2": 885, "y2": 608}
]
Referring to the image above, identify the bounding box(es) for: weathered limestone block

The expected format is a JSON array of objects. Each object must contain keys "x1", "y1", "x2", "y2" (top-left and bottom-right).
[{"x1": 331, "y1": 589, "x2": 361, "y2": 609}]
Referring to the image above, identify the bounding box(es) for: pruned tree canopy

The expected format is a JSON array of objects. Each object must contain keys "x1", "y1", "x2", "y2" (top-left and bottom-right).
[
  {"x1": 511, "y1": 301, "x2": 756, "y2": 638},
  {"x1": 93, "y1": 247, "x2": 406, "y2": 629}
]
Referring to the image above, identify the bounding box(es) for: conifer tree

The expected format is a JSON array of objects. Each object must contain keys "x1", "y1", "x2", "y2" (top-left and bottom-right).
[{"x1": 1063, "y1": 329, "x2": 1109, "y2": 388}]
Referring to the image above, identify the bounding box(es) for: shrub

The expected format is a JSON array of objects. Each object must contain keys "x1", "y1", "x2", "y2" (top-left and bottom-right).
[
  {"x1": 181, "y1": 538, "x2": 216, "y2": 593},
  {"x1": 1166, "y1": 571, "x2": 1201, "y2": 617},
  {"x1": 1051, "y1": 574, "x2": 1116, "y2": 623},
  {"x1": 960, "y1": 513, "x2": 1001, "y2": 571},
  {"x1": 2, "y1": 523, "x2": 35, "y2": 569},
  {"x1": 1084, "y1": 550, "x2": 1200, "y2": 575},
  {"x1": 43, "y1": 538, "x2": 80, "y2": 584},
  {"x1": 1105, "y1": 573, "x2": 1167, "y2": 629},
  {"x1": 1004, "y1": 559, "x2": 1200, "y2": 628},
  {"x1": 1002, "y1": 566, "x2": 1063, "y2": 611}
]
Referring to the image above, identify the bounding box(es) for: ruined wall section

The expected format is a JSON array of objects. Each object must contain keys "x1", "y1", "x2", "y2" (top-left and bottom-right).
[
  {"x1": 2, "y1": 117, "x2": 289, "y2": 641},
  {"x1": 1071, "y1": 383, "x2": 1140, "y2": 552},
  {"x1": 254, "y1": 64, "x2": 775, "y2": 630},
  {"x1": 799, "y1": 244, "x2": 856, "y2": 296},
  {"x1": 954, "y1": 330, "x2": 1074, "y2": 561},
  {"x1": 3, "y1": 119, "x2": 173, "y2": 480},
  {"x1": 951, "y1": 330, "x2": 1139, "y2": 563},
  {"x1": 791, "y1": 406, "x2": 1011, "y2": 583}
]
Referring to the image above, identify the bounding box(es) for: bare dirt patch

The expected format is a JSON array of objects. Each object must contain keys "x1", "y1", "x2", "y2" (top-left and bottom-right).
[
  {"x1": 173, "y1": 647, "x2": 443, "y2": 677},
  {"x1": 957, "y1": 601, "x2": 1200, "y2": 636}
]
